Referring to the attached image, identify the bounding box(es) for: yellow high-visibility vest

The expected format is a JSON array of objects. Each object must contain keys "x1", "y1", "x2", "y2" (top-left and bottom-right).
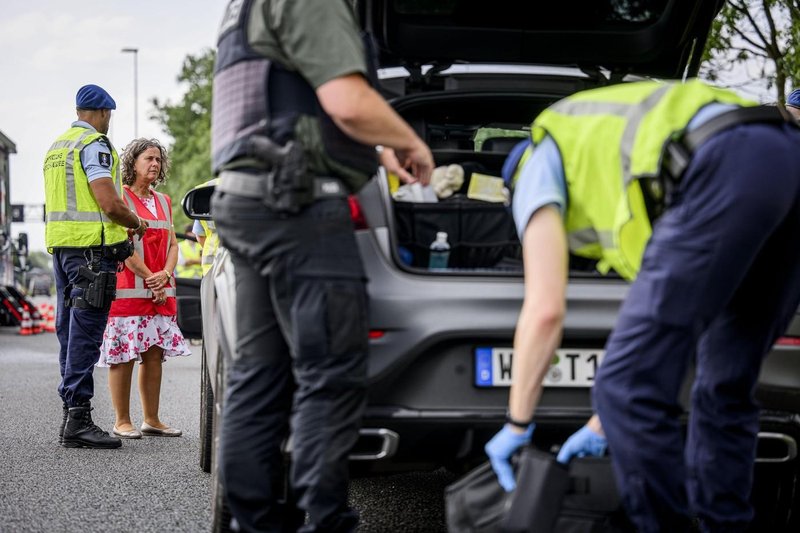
[
  {"x1": 177, "y1": 239, "x2": 203, "y2": 279},
  {"x1": 188, "y1": 178, "x2": 221, "y2": 276},
  {"x1": 44, "y1": 126, "x2": 128, "y2": 250},
  {"x1": 519, "y1": 80, "x2": 754, "y2": 280},
  {"x1": 200, "y1": 219, "x2": 218, "y2": 276}
]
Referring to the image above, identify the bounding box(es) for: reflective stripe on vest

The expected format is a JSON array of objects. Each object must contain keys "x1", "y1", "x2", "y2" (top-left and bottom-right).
[
  {"x1": 116, "y1": 288, "x2": 177, "y2": 298},
  {"x1": 201, "y1": 231, "x2": 219, "y2": 276},
  {"x1": 529, "y1": 80, "x2": 755, "y2": 280},
  {"x1": 44, "y1": 127, "x2": 128, "y2": 249},
  {"x1": 116, "y1": 190, "x2": 175, "y2": 300}
]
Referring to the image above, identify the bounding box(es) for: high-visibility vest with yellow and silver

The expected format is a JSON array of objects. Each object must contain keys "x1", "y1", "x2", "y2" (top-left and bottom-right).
[
  {"x1": 200, "y1": 219, "x2": 219, "y2": 276},
  {"x1": 44, "y1": 126, "x2": 128, "y2": 250},
  {"x1": 191, "y1": 178, "x2": 220, "y2": 276},
  {"x1": 523, "y1": 80, "x2": 754, "y2": 280},
  {"x1": 177, "y1": 239, "x2": 203, "y2": 279}
]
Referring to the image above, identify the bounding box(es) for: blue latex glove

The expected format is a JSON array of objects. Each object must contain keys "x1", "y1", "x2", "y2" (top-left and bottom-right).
[
  {"x1": 485, "y1": 423, "x2": 535, "y2": 492},
  {"x1": 556, "y1": 425, "x2": 607, "y2": 464}
]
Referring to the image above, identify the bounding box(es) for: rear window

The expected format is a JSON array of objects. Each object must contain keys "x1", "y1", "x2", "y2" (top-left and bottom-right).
[{"x1": 393, "y1": 0, "x2": 670, "y2": 28}]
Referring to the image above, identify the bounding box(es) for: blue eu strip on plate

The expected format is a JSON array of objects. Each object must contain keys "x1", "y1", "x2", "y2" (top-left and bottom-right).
[{"x1": 475, "y1": 347, "x2": 493, "y2": 387}]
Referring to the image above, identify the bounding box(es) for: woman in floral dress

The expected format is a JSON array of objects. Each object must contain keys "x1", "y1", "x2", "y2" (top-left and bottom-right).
[{"x1": 97, "y1": 138, "x2": 191, "y2": 439}]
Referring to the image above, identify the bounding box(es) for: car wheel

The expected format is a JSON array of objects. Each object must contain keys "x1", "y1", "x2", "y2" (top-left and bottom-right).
[
  {"x1": 211, "y1": 342, "x2": 232, "y2": 533},
  {"x1": 199, "y1": 341, "x2": 214, "y2": 473},
  {"x1": 211, "y1": 453, "x2": 233, "y2": 533}
]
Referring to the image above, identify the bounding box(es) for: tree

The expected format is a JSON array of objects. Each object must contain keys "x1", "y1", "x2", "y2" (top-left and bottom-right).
[
  {"x1": 701, "y1": 1, "x2": 800, "y2": 105},
  {"x1": 151, "y1": 48, "x2": 215, "y2": 232},
  {"x1": 27, "y1": 251, "x2": 52, "y2": 271}
]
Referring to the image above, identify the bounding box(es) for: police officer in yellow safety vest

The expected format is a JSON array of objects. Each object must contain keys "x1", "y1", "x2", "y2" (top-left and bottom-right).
[
  {"x1": 198, "y1": 219, "x2": 218, "y2": 276},
  {"x1": 484, "y1": 80, "x2": 800, "y2": 532},
  {"x1": 45, "y1": 84, "x2": 148, "y2": 450},
  {"x1": 176, "y1": 223, "x2": 203, "y2": 279},
  {"x1": 189, "y1": 178, "x2": 220, "y2": 276}
]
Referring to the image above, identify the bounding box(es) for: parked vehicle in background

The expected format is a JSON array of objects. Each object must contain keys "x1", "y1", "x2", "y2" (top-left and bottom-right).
[
  {"x1": 27, "y1": 269, "x2": 53, "y2": 297},
  {"x1": 174, "y1": 231, "x2": 203, "y2": 342},
  {"x1": 179, "y1": 1, "x2": 800, "y2": 530}
]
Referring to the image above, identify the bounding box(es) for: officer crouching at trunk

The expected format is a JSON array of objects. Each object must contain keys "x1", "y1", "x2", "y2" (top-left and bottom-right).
[
  {"x1": 44, "y1": 84, "x2": 148, "y2": 449},
  {"x1": 485, "y1": 80, "x2": 800, "y2": 532},
  {"x1": 210, "y1": 1, "x2": 434, "y2": 531}
]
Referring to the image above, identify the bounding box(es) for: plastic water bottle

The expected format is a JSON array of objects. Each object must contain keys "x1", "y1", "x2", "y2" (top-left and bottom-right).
[{"x1": 428, "y1": 232, "x2": 450, "y2": 269}]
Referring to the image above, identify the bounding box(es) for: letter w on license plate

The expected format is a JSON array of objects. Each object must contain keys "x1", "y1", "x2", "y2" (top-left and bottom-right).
[{"x1": 474, "y1": 347, "x2": 603, "y2": 388}]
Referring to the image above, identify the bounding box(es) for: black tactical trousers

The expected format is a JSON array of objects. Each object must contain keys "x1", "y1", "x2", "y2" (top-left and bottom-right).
[{"x1": 213, "y1": 192, "x2": 368, "y2": 533}]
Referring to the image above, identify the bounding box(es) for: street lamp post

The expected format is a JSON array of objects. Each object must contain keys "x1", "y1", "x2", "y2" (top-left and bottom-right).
[{"x1": 121, "y1": 47, "x2": 139, "y2": 138}]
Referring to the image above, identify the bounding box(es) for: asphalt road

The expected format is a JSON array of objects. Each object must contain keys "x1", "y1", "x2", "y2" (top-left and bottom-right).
[{"x1": 0, "y1": 321, "x2": 455, "y2": 532}]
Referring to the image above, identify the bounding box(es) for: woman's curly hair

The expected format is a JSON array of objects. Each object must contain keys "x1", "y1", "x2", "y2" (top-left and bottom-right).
[{"x1": 119, "y1": 138, "x2": 171, "y2": 187}]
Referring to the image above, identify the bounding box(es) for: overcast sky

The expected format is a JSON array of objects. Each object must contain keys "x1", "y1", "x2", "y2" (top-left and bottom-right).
[{"x1": 0, "y1": 1, "x2": 222, "y2": 252}]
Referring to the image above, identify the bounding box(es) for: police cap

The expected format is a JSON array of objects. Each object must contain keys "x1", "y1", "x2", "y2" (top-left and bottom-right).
[
  {"x1": 788, "y1": 89, "x2": 800, "y2": 109},
  {"x1": 76, "y1": 84, "x2": 117, "y2": 110}
]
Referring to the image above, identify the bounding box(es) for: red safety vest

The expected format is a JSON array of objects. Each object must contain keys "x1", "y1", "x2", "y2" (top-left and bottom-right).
[{"x1": 109, "y1": 187, "x2": 177, "y2": 317}]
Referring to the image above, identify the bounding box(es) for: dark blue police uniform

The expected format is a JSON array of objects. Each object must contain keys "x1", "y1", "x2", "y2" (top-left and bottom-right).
[
  {"x1": 49, "y1": 84, "x2": 125, "y2": 450},
  {"x1": 594, "y1": 119, "x2": 800, "y2": 531}
]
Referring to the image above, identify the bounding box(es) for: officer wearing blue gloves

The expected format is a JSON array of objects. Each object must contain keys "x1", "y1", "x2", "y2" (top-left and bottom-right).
[{"x1": 486, "y1": 80, "x2": 800, "y2": 532}]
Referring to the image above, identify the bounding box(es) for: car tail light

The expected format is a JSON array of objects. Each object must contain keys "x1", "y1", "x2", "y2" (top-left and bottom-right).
[
  {"x1": 348, "y1": 195, "x2": 368, "y2": 230},
  {"x1": 775, "y1": 336, "x2": 800, "y2": 346},
  {"x1": 368, "y1": 330, "x2": 385, "y2": 340}
]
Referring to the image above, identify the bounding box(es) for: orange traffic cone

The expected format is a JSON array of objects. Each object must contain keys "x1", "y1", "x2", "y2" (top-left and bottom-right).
[
  {"x1": 44, "y1": 304, "x2": 56, "y2": 333},
  {"x1": 18, "y1": 310, "x2": 33, "y2": 336},
  {"x1": 32, "y1": 310, "x2": 43, "y2": 334}
]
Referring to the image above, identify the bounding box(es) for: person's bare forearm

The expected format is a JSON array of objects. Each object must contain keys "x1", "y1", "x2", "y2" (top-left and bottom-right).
[
  {"x1": 89, "y1": 178, "x2": 141, "y2": 229},
  {"x1": 124, "y1": 252, "x2": 152, "y2": 279},
  {"x1": 508, "y1": 305, "x2": 564, "y2": 424},
  {"x1": 317, "y1": 75, "x2": 423, "y2": 151},
  {"x1": 105, "y1": 200, "x2": 141, "y2": 229},
  {"x1": 317, "y1": 74, "x2": 434, "y2": 183},
  {"x1": 329, "y1": 87, "x2": 422, "y2": 150},
  {"x1": 507, "y1": 206, "x2": 568, "y2": 429}
]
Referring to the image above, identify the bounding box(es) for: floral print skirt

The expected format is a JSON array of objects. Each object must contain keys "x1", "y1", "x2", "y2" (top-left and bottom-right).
[{"x1": 97, "y1": 314, "x2": 192, "y2": 367}]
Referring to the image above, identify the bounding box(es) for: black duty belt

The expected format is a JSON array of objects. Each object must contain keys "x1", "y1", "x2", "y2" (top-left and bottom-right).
[
  {"x1": 641, "y1": 105, "x2": 798, "y2": 222},
  {"x1": 216, "y1": 170, "x2": 347, "y2": 201},
  {"x1": 665, "y1": 105, "x2": 797, "y2": 180}
]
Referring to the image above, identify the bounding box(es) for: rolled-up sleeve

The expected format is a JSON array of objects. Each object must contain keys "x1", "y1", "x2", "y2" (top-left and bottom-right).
[
  {"x1": 511, "y1": 136, "x2": 567, "y2": 239},
  {"x1": 80, "y1": 139, "x2": 113, "y2": 182}
]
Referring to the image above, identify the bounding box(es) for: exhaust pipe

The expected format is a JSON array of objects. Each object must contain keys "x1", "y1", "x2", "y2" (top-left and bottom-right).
[
  {"x1": 350, "y1": 428, "x2": 399, "y2": 461},
  {"x1": 755, "y1": 432, "x2": 798, "y2": 464}
]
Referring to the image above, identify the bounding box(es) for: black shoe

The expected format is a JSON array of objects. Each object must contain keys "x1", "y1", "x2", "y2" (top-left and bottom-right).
[
  {"x1": 62, "y1": 403, "x2": 122, "y2": 449},
  {"x1": 58, "y1": 402, "x2": 68, "y2": 445}
]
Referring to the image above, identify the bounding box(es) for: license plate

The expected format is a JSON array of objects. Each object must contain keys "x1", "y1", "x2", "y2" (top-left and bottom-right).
[{"x1": 474, "y1": 347, "x2": 604, "y2": 388}]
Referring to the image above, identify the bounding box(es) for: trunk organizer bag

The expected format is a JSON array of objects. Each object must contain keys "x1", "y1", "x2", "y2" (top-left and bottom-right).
[{"x1": 394, "y1": 194, "x2": 520, "y2": 269}]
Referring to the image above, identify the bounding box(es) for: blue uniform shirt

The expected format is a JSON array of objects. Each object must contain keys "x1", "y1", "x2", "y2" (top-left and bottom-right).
[
  {"x1": 512, "y1": 103, "x2": 738, "y2": 238},
  {"x1": 72, "y1": 120, "x2": 114, "y2": 183}
]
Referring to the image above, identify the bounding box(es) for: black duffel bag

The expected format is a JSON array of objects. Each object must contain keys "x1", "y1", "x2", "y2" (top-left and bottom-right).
[{"x1": 445, "y1": 449, "x2": 631, "y2": 533}]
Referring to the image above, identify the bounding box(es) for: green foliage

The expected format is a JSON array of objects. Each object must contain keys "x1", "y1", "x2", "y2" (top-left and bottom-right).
[
  {"x1": 27, "y1": 251, "x2": 52, "y2": 271},
  {"x1": 701, "y1": 1, "x2": 800, "y2": 104},
  {"x1": 151, "y1": 48, "x2": 215, "y2": 231}
]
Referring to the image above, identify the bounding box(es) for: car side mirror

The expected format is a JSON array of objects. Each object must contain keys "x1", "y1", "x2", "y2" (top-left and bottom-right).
[{"x1": 182, "y1": 184, "x2": 216, "y2": 221}]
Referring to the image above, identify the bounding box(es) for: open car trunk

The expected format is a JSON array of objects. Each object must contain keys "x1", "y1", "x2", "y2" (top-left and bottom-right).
[{"x1": 387, "y1": 90, "x2": 614, "y2": 277}]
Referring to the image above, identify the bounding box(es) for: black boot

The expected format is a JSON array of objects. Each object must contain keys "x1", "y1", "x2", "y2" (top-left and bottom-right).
[
  {"x1": 58, "y1": 402, "x2": 68, "y2": 445},
  {"x1": 62, "y1": 403, "x2": 122, "y2": 449}
]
